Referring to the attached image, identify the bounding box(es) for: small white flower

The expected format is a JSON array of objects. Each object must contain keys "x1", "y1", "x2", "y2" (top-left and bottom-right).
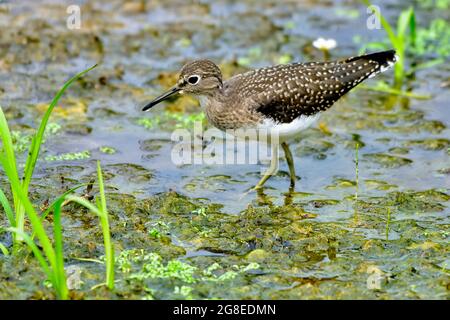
[{"x1": 312, "y1": 38, "x2": 337, "y2": 50}]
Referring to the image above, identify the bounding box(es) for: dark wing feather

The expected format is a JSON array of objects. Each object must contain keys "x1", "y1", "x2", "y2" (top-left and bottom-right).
[{"x1": 228, "y1": 50, "x2": 397, "y2": 123}]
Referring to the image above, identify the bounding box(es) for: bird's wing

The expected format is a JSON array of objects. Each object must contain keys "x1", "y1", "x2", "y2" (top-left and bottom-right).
[{"x1": 229, "y1": 50, "x2": 397, "y2": 124}]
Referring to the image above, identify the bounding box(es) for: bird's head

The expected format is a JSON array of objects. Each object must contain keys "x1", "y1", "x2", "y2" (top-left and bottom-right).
[{"x1": 142, "y1": 60, "x2": 223, "y2": 111}]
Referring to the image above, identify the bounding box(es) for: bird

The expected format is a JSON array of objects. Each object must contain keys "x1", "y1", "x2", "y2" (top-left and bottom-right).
[{"x1": 142, "y1": 50, "x2": 397, "y2": 191}]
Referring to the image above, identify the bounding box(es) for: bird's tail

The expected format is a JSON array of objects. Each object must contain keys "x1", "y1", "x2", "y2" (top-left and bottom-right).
[
  {"x1": 344, "y1": 50, "x2": 398, "y2": 79},
  {"x1": 314, "y1": 50, "x2": 398, "y2": 106}
]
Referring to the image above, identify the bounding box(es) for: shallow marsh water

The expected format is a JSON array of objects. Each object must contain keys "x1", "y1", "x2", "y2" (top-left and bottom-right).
[{"x1": 0, "y1": 0, "x2": 449, "y2": 299}]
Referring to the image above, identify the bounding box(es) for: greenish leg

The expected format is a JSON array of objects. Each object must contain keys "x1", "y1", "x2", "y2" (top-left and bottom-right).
[
  {"x1": 254, "y1": 144, "x2": 279, "y2": 190},
  {"x1": 281, "y1": 142, "x2": 296, "y2": 189}
]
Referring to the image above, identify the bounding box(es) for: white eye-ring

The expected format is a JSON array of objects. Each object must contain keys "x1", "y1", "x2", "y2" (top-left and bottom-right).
[{"x1": 187, "y1": 75, "x2": 201, "y2": 85}]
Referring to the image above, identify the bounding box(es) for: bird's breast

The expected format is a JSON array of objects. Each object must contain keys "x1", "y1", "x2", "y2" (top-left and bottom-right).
[{"x1": 257, "y1": 113, "x2": 321, "y2": 141}]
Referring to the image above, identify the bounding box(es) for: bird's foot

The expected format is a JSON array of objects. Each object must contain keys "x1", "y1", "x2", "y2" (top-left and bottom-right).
[{"x1": 239, "y1": 184, "x2": 265, "y2": 200}]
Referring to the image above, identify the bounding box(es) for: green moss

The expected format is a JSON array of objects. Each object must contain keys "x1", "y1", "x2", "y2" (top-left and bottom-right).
[
  {"x1": 11, "y1": 122, "x2": 61, "y2": 153},
  {"x1": 359, "y1": 189, "x2": 449, "y2": 214},
  {"x1": 99, "y1": 146, "x2": 117, "y2": 154},
  {"x1": 364, "y1": 179, "x2": 397, "y2": 191},
  {"x1": 326, "y1": 178, "x2": 356, "y2": 189},
  {"x1": 45, "y1": 150, "x2": 91, "y2": 161},
  {"x1": 136, "y1": 111, "x2": 205, "y2": 130},
  {"x1": 114, "y1": 249, "x2": 259, "y2": 299},
  {"x1": 364, "y1": 153, "x2": 413, "y2": 168},
  {"x1": 404, "y1": 139, "x2": 450, "y2": 151}
]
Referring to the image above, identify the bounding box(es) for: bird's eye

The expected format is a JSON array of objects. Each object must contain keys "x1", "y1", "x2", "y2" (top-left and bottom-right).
[{"x1": 187, "y1": 75, "x2": 200, "y2": 85}]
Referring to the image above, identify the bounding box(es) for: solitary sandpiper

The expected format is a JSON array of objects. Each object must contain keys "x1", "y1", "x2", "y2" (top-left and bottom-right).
[{"x1": 143, "y1": 50, "x2": 397, "y2": 190}]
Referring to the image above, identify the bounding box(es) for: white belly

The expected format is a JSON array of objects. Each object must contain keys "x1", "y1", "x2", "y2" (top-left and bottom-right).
[
  {"x1": 259, "y1": 113, "x2": 321, "y2": 141},
  {"x1": 205, "y1": 114, "x2": 321, "y2": 143}
]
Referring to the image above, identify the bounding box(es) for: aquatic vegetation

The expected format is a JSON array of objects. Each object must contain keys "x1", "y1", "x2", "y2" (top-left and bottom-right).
[
  {"x1": 0, "y1": 65, "x2": 97, "y2": 244},
  {"x1": 403, "y1": 138, "x2": 450, "y2": 151},
  {"x1": 358, "y1": 189, "x2": 449, "y2": 214},
  {"x1": 2, "y1": 197, "x2": 69, "y2": 299},
  {"x1": 363, "y1": 153, "x2": 413, "y2": 168},
  {"x1": 0, "y1": 65, "x2": 115, "y2": 297},
  {"x1": 385, "y1": 207, "x2": 391, "y2": 241},
  {"x1": 276, "y1": 54, "x2": 293, "y2": 65},
  {"x1": 99, "y1": 146, "x2": 117, "y2": 154},
  {"x1": 45, "y1": 150, "x2": 91, "y2": 162},
  {"x1": 362, "y1": 2, "x2": 449, "y2": 89},
  {"x1": 354, "y1": 142, "x2": 360, "y2": 202},
  {"x1": 136, "y1": 111, "x2": 205, "y2": 130},
  {"x1": 412, "y1": 18, "x2": 450, "y2": 58},
  {"x1": 67, "y1": 161, "x2": 115, "y2": 290},
  {"x1": 148, "y1": 221, "x2": 170, "y2": 239},
  {"x1": 313, "y1": 37, "x2": 337, "y2": 60},
  {"x1": 11, "y1": 131, "x2": 33, "y2": 154},
  {"x1": 116, "y1": 250, "x2": 196, "y2": 283},
  {"x1": 0, "y1": 160, "x2": 114, "y2": 298},
  {"x1": 418, "y1": 0, "x2": 450, "y2": 9},
  {"x1": 115, "y1": 249, "x2": 259, "y2": 299},
  {"x1": 0, "y1": 242, "x2": 8, "y2": 256},
  {"x1": 237, "y1": 47, "x2": 263, "y2": 67},
  {"x1": 362, "y1": 1, "x2": 416, "y2": 85},
  {"x1": 12, "y1": 122, "x2": 63, "y2": 154},
  {"x1": 358, "y1": 81, "x2": 431, "y2": 99},
  {"x1": 46, "y1": 150, "x2": 92, "y2": 162},
  {"x1": 148, "y1": 228, "x2": 162, "y2": 239}
]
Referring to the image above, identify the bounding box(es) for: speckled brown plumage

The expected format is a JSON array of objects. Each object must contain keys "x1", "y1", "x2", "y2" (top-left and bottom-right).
[{"x1": 221, "y1": 50, "x2": 397, "y2": 125}]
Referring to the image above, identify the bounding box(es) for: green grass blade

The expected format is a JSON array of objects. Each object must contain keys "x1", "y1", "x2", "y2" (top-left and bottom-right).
[
  {"x1": 53, "y1": 198, "x2": 68, "y2": 298},
  {"x1": 409, "y1": 8, "x2": 416, "y2": 47},
  {"x1": 0, "y1": 107, "x2": 21, "y2": 233},
  {"x1": 30, "y1": 184, "x2": 87, "y2": 241},
  {"x1": 67, "y1": 192, "x2": 114, "y2": 290},
  {"x1": 97, "y1": 161, "x2": 107, "y2": 214},
  {"x1": 362, "y1": 0, "x2": 404, "y2": 84},
  {"x1": 66, "y1": 196, "x2": 103, "y2": 216},
  {"x1": 0, "y1": 188, "x2": 15, "y2": 227},
  {"x1": 1, "y1": 156, "x2": 57, "y2": 276},
  {"x1": 358, "y1": 83, "x2": 432, "y2": 99},
  {"x1": 96, "y1": 161, "x2": 114, "y2": 289},
  {"x1": 39, "y1": 184, "x2": 88, "y2": 222},
  {"x1": 5, "y1": 171, "x2": 68, "y2": 298},
  {"x1": 0, "y1": 107, "x2": 19, "y2": 180},
  {"x1": 0, "y1": 242, "x2": 9, "y2": 256},
  {"x1": 397, "y1": 7, "x2": 413, "y2": 42},
  {"x1": 22, "y1": 64, "x2": 98, "y2": 193},
  {"x1": 385, "y1": 207, "x2": 391, "y2": 241}
]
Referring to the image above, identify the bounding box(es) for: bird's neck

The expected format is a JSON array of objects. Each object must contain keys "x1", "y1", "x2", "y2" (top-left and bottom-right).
[{"x1": 198, "y1": 88, "x2": 226, "y2": 108}]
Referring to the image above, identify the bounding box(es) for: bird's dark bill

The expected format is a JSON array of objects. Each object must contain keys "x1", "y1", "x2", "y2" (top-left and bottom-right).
[{"x1": 142, "y1": 86, "x2": 180, "y2": 111}]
